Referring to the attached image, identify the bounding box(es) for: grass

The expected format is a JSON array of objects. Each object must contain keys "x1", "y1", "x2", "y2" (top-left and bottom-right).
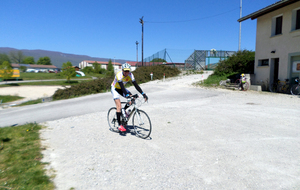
[
  {"x1": 193, "y1": 73, "x2": 235, "y2": 87},
  {"x1": 0, "y1": 123, "x2": 55, "y2": 190},
  {"x1": 18, "y1": 98, "x2": 44, "y2": 106},
  {"x1": 0, "y1": 95, "x2": 24, "y2": 103}
]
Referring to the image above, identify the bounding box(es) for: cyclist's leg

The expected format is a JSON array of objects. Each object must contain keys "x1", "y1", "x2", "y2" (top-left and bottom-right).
[
  {"x1": 241, "y1": 82, "x2": 244, "y2": 90},
  {"x1": 116, "y1": 88, "x2": 132, "y2": 110},
  {"x1": 111, "y1": 87, "x2": 122, "y2": 126}
]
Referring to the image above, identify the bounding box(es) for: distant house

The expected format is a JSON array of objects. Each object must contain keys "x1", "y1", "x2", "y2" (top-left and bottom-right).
[
  {"x1": 11, "y1": 63, "x2": 58, "y2": 73},
  {"x1": 72, "y1": 66, "x2": 80, "y2": 71},
  {"x1": 79, "y1": 60, "x2": 122, "y2": 71},
  {"x1": 238, "y1": 0, "x2": 300, "y2": 87}
]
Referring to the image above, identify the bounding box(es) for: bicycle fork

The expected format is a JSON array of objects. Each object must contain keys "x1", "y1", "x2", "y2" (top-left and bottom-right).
[{"x1": 135, "y1": 110, "x2": 145, "y2": 126}]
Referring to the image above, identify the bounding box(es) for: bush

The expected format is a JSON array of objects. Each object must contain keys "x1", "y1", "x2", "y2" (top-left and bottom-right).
[
  {"x1": 52, "y1": 65, "x2": 181, "y2": 100},
  {"x1": 52, "y1": 76, "x2": 113, "y2": 100},
  {"x1": 214, "y1": 50, "x2": 255, "y2": 76},
  {"x1": 81, "y1": 66, "x2": 94, "y2": 74},
  {"x1": 133, "y1": 65, "x2": 180, "y2": 83}
]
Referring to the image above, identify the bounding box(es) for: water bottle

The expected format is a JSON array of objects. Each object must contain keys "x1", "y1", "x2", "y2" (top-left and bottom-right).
[
  {"x1": 121, "y1": 108, "x2": 127, "y2": 118},
  {"x1": 127, "y1": 109, "x2": 131, "y2": 116}
]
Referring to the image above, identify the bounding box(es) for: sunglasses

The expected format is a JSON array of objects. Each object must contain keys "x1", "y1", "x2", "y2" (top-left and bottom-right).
[{"x1": 124, "y1": 70, "x2": 130, "y2": 72}]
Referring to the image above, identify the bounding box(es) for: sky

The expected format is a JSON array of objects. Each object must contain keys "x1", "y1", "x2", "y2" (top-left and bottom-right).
[{"x1": 1, "y1": 0, "x2": 279, "y2": 62}]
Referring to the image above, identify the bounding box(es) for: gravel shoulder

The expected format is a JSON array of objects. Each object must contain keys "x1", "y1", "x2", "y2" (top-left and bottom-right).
[{"x1": 22, "y1": 73, "x2": 300, "y2": 189}]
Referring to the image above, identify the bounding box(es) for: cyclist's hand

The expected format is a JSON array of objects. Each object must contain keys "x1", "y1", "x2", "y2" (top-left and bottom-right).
[
  {"x1": 142, "y1": 93, "x2": 148, "y2": 102},
  {"x1": 125, "y1": 94, "x2": 132, "y2": 105}
]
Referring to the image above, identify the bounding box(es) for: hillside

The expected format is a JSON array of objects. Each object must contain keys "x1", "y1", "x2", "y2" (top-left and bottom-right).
[{"x1": 0, "y1": 47, "x2": 132, "y2": 68}]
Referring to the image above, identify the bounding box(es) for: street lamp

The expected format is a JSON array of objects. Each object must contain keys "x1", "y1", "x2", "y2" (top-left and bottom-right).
[
  {"x1": 239, "y1": 0, "x2": 242, "y2": 51},
  {"x1": 136, "y1": 41, "x2": 139, "y2": 63},
  {"x1": 140, "y1": 16, "x2": 144, "y2": 66},
  {"x1": 114, "y1": 57, "x2": 115, "y2": 72}
]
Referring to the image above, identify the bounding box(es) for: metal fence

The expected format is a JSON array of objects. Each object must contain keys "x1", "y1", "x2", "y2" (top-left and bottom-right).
[{"x1": 140, "y1": 49, "x2": 236, "y2": 70}]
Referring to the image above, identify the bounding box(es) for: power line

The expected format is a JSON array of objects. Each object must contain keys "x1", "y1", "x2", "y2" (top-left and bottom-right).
[{"x1": 145, "y1": 7, "x2": 239, "y2": 24}]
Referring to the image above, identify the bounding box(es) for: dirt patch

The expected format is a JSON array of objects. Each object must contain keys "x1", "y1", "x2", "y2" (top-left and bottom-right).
[{"x1": 0, "y1": 86, "x2": 66, "y2": 101}]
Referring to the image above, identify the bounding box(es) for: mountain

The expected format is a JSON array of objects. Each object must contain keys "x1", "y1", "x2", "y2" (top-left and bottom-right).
[{"x1": 0, "y1": 47, "x2": 132, "y2": 68}]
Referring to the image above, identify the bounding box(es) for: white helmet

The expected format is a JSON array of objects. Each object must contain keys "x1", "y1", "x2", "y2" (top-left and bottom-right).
[{"x1": 122, "y1": 63, "x2": 131, "y2": 71}]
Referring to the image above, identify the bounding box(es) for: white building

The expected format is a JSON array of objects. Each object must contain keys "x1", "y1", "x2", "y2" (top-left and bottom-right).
[
  {"x1": 79, "y1": 60, "x2": 138, "y2": 72},
  {"x1": 79, "y1": 60, "x2": 122, "y2": 71},
  {"x1": 238, "y1": 0, "x2": 300, "y2": 87}
]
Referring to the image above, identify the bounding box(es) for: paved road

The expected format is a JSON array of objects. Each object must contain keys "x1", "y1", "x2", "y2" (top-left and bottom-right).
[{"x1": 35, "y1": 74, "x2": 300, "y2": 189}]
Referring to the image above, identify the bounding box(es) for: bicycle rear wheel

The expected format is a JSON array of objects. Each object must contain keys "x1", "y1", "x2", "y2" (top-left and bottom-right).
[
  {"x1": 290, "y1": 84, "x2": 300, "y2": 95},
  {"x1": 269, "y1": 83, "x2": 278, "y2": 93},
  {"x1": 107, "y1": 107, "x2": 119, "y2": 132},
  {"x1": 235, "y1": 79, "x2": 241, "y2": 89},
  {"x1": 132, "y1": 109, "x2": 152, "y2": 139}
]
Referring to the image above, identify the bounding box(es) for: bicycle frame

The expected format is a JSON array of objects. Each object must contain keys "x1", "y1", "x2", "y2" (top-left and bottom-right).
[
  {"x1": 121, "y1": 96, "x2": 145, "y2": 126},
  {"x1": 270, "y1": 79, "x2": 290, "y2": 93},
  {"x1": 278, "y1": 79, "x2": 290, "y2": 93}
]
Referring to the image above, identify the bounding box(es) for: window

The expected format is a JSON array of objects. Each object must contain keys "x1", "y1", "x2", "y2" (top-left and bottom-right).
[
  {"x1": 297, "y1": 9, "x2": 300, "y2": 30},
  {"x1": 275, "y1": 16, "x2": 283, "y2": 35},
  {"x1": 292, "y1": 8, "x2": 300, "y2": 31},
  {"x1": 272, "y1": 15, "x2": 283, "y2": 36},
  {"x1": 259, "y1": 59, "x2": 269, "y2": 66}
]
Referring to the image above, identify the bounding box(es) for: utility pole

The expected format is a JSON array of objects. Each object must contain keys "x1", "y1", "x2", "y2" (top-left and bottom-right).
[
  {"x1": 239, "y1": 0, "x2": 242, "y2": 51},
  {"x1": 136, "y1": 41, "x2": 139, "y2": 63},
  {"x1": 140, "y1": 16, "x2": 144, "y2": 66}
]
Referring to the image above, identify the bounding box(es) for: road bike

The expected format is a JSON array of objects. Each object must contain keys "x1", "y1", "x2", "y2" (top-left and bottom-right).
[
  {"x1": 107, "y1": 94, "x2": 152, "y2": 139},
  {"x1": 269, "y1": 79, "x2": 290, "y2": 93},
  {"x1": 290, "y1": 77, "x2": 300, "y2": 95},
  {"x1": 235, "y1": 79, "x2": 249, "y2": 91}
]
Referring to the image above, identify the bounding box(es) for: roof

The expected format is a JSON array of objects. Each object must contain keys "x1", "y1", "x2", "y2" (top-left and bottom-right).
[
  {"x1": 238, "y1": 0, "x2": 300, "y2": 22},
  {"x1": 82, "y1": 60, "x2": 122, "y2": 65},
  {"x1": 11, "y1": 63, "x2": 57, "y2": 69},
  {"x1": 125, "y1": 61, "x2": 138, "y2": 66}
]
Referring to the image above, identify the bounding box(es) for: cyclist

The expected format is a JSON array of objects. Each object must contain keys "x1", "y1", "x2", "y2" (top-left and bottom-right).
[
  {"x1": 111, "y1": 63, "x2": 148, "y2": 132},
  {"x1": 240, "y1": 73, "x2": 246, "y2": 90}
]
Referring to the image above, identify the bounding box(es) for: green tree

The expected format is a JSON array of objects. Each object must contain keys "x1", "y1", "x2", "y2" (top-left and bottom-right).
[
  {"x1": 9, "y1": 51, "x2": 25, "y2": 63},
  {"x1": 0, "y1": 53, "x2": 11, "y2": 65},
  {"x1": 61, "y1": 61, "x2": 76, "y2": 82},
  {"x1": 37, "y1": 56, "x2": 52, "y2": 65},
  {"x1": 106, "y1": 59, "x2": 114, "y2": 76},
  {"x1": 81, "y1": 66, "x2": 94, "y2": 74},
  {"x1": 93, "y1": 61, "x2": 100, "y2": 73},
  {"x1": 107, "y1": 59, "x2": 114, "y2": 72},
  {"x1": 0, "y1": 61, "x2": 13, "y2": 81},
  {"x1": 19, "y1": 66, "x2": 27, "y2": 72},
  {"x1": 23, "y1": 56, "x2": 35, "y2": 64},
  {"x1": 214, "y1": 50, "x2": 255, "y2": 76},
  {"x1": 150, "y1": 58, "x2": 166, "y2": 62}
]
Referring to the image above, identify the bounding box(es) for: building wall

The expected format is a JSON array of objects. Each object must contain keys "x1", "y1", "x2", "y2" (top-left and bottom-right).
[{"x1": 254, "y1": 1, "x2": 300, "y2": 86}]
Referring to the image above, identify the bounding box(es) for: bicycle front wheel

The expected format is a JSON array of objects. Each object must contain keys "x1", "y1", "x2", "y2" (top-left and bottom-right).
[
  {"x1": 107, "y1": 107, "x2": 119, "y2": 132},
  {"x1": 242, "y1": 82, "x2": 249, "y2": 91},
  {"x1": 132, "y1": 109, "x2": 152, "y2": 139},
  {"x1": 290, "y1": 84, "x2": 300, "y2": 95}
]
